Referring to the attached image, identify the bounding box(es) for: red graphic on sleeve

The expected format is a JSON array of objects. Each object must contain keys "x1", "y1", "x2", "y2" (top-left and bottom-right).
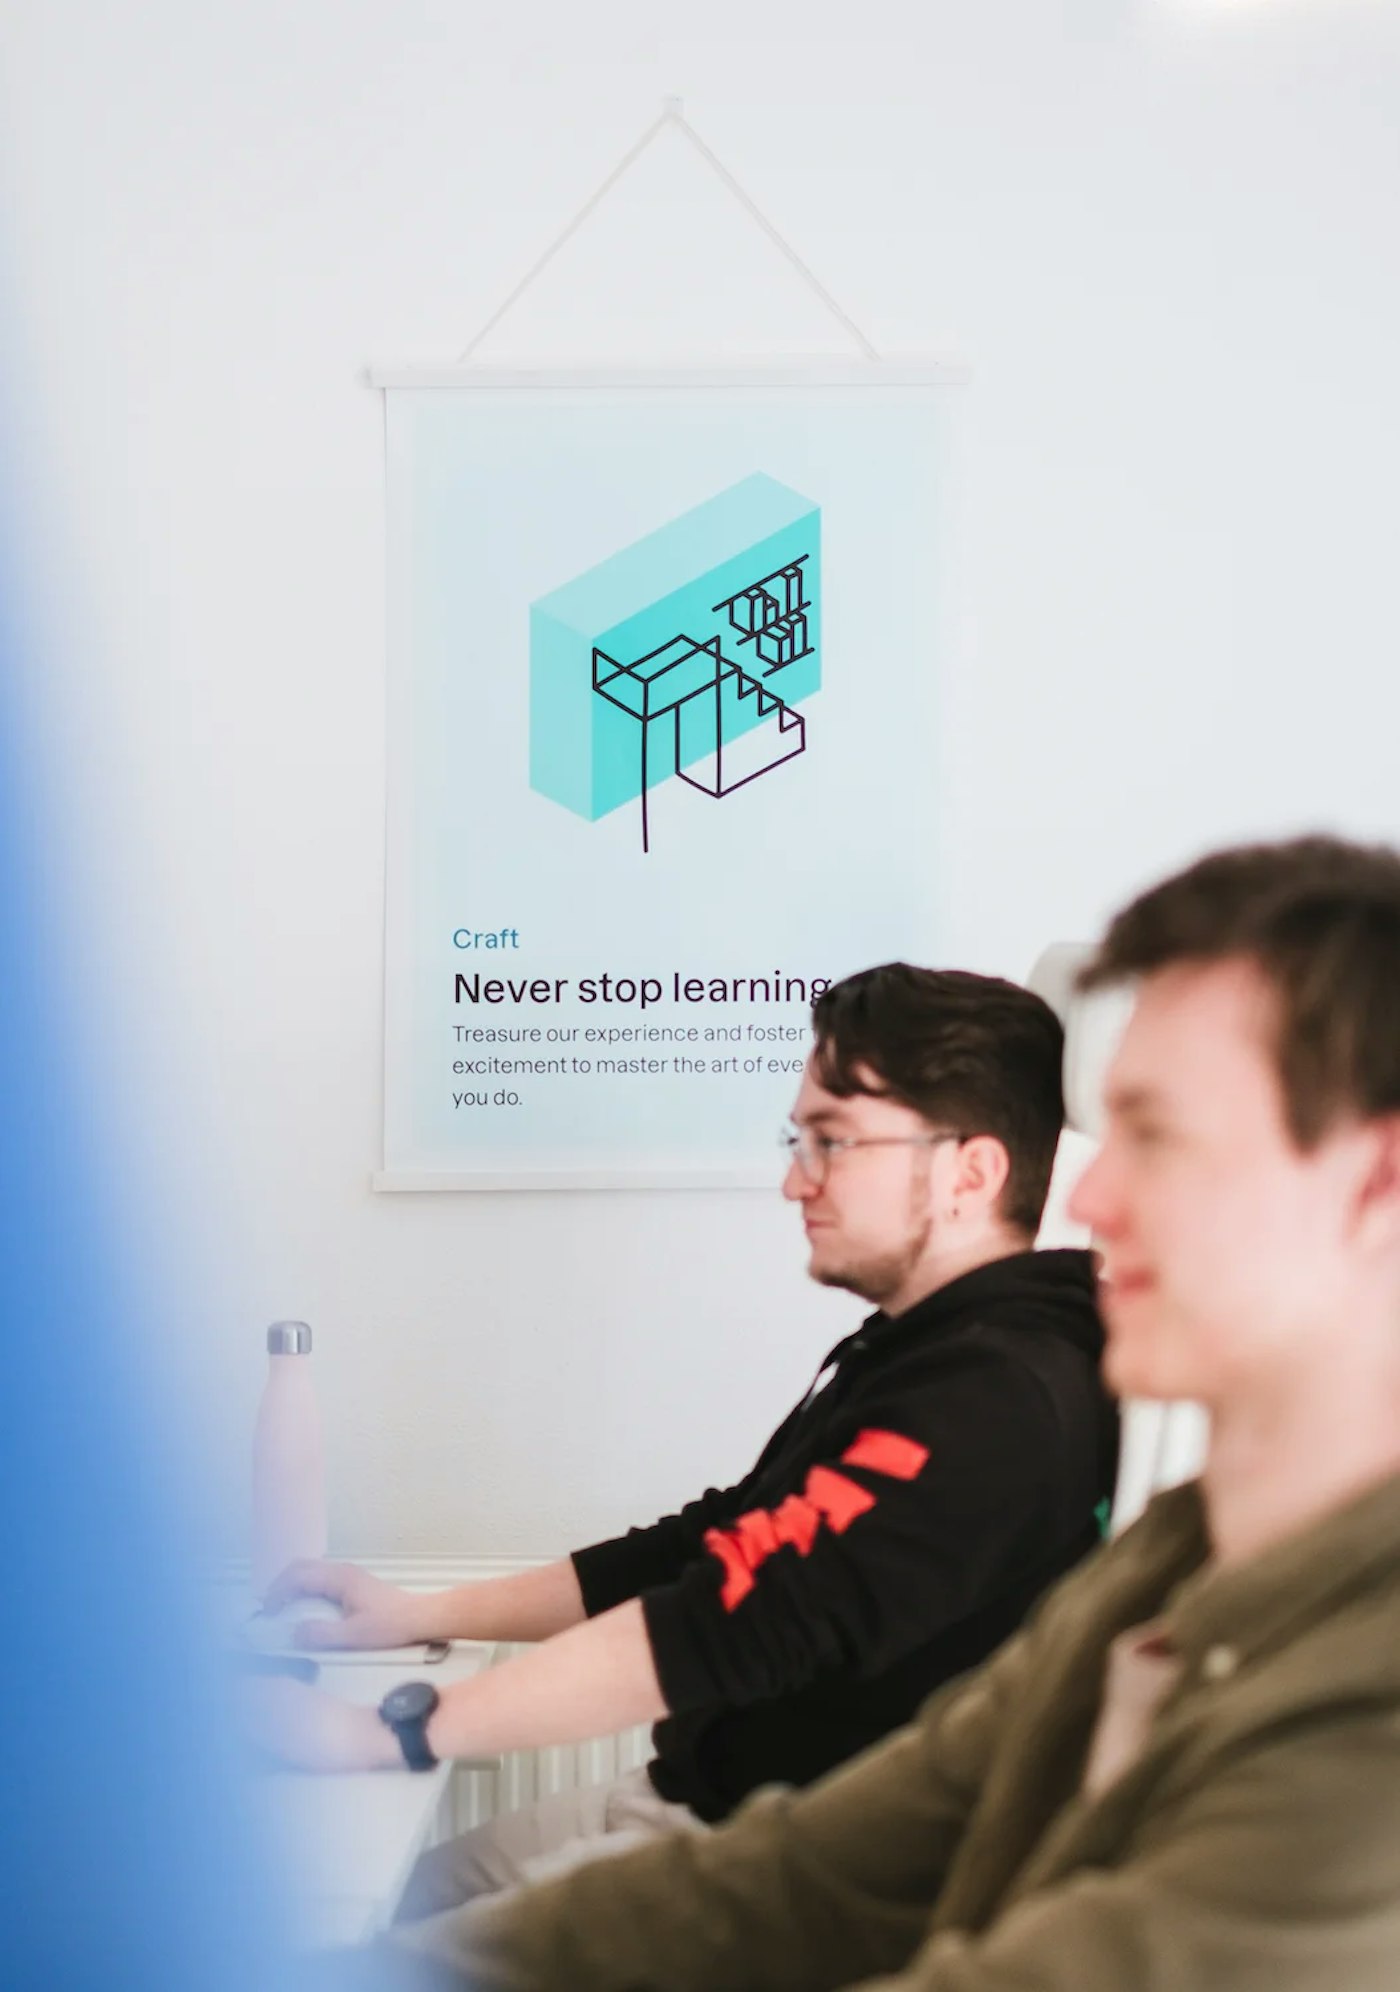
[
  {"x1": 702, "y1": 1429, "x2": 931, "y2": 1611},
  {"x1": 839, "y1": 1428, "x2": 929, "y2": 1480}
]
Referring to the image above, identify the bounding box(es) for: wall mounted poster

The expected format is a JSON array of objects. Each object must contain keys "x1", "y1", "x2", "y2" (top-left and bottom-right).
[{"x1": 376, "y1": 367, "x2": 952, "y2": 1188}]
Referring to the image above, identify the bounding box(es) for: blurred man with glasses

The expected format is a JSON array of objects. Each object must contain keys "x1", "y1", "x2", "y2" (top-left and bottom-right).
[{"x1": 250, "y1": 965, "x2": 1117, "y2": 1910}]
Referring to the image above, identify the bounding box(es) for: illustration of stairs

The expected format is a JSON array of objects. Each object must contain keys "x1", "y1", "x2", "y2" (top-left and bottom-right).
[
  {"x1": 675, "y1": 646, "x2": 807, "y2": 800},
  {"x1": 591, "y1": 632, "x2": 807, "y2": 851}
]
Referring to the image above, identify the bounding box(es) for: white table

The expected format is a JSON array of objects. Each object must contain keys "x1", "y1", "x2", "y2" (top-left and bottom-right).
[{"x1": 246, "y1": 1643, "x2": 498, "y2": 1948}]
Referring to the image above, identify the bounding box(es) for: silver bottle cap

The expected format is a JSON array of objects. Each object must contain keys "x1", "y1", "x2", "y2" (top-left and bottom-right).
[{"x1": 267, "y1": 1320, "x2": 312, "y2": 1355}]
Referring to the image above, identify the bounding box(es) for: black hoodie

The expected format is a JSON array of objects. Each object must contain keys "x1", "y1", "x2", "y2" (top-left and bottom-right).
[{"x1": 572, "y1": 1248, "x2": 1118, "y2": 1822}]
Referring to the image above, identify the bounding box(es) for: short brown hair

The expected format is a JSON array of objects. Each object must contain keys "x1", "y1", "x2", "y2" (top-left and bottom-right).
[
  {"x1": 810, "y1": 964, "x2": 1065, "y2": 1237},
  {"x1": 1082, "y1": 835, "x2": 1400, "y2": 1147}
]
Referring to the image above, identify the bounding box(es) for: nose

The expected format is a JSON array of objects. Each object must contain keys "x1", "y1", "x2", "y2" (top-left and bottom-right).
[{"x1": 783, "y1": 1155, "x2": 817, "y2": 1202}]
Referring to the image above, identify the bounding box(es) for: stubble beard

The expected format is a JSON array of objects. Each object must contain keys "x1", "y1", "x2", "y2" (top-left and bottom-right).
[
  {"x1": 810, "y1": 1203, "x2": 937, "y2": 1311},
  {"x1": 812, "y1": 1252, "x2": 915, "y2": 1307}
]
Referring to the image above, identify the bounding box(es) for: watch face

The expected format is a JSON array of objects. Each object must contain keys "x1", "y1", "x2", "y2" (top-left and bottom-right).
[{"x1": 380, "y1": 1680, "x2": 438, "y2": 1724}]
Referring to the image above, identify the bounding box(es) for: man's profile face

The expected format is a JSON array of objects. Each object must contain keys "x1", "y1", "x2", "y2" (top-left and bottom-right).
[
  {"x1": 784, "y1": 1054, "x2": 953, "y2": 1309},
  {"x1": 1070, "y1": 958, "x2": 1368, "y2": 1406}
]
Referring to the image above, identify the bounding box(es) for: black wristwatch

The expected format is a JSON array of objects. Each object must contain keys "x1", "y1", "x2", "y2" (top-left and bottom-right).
[{"x1": 378, "y1": 1680, "x2": 441, "y2": 1772}]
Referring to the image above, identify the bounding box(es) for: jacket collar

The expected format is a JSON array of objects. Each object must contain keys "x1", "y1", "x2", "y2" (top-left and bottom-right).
[
  {"x1": 853, "y1": 1247, "x2": 1094, "y2": 1353},
  {"x1": 1154, "y1": 1470, "x2": 1400, "y2": 1671}
]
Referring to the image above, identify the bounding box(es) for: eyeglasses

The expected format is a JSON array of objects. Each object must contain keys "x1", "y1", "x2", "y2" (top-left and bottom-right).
[{"x1": 779, "y1": 1125, "x2": 965, "y2": 1187}]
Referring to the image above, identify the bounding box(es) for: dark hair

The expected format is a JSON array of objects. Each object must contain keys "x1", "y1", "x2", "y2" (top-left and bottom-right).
[
  {"x1": 810, "y1": 963, "x2": 1065, "y2": 1237},
  {"x1": 1082, "y1": 835, "x2": 1400, "y2": 1148}
]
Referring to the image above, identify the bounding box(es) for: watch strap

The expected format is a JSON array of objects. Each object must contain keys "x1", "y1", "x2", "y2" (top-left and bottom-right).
[{"x1": 378, "y1": 1686, "x2": 440, "y2": 1772}]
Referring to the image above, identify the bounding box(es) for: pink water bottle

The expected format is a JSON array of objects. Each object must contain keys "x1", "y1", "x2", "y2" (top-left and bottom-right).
[{"x1": 251, "y1": 1321, "x2": 328, "y2": 1598}]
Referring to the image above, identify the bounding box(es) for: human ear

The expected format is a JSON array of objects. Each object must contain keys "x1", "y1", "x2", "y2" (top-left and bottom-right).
[{"x1": 952, "y1": 1135, "x2": 1011, "y2": 1214}]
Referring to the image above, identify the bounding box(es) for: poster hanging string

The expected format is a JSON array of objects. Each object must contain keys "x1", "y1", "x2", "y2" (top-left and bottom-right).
[{"x1": 457, "y1": 97, "x2": 881, "y2": 364}]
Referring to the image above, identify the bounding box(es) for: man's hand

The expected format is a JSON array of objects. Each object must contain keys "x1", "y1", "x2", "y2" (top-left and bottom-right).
[
  {"x1": 261, "y1": 1560, "x2": 428, "y2": 1650},
  {"x1": 239, "y1": 1676, "x2": 402, "y2": 1773}
]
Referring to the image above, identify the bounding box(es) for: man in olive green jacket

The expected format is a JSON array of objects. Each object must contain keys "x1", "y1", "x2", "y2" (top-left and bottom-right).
[{"x1": 365, "y1": 835, "x2": 1400, "y2": 1992}]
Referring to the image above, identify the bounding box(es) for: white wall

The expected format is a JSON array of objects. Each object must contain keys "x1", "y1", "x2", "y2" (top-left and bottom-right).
[{"x1": 3, "y1": 0, "x2": 1398, "y2": 1556}]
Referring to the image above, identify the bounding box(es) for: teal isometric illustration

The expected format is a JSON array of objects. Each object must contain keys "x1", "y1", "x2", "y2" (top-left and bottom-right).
[{"x1": 529, "y1": 473, "x2": 821, "y2": 852}]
